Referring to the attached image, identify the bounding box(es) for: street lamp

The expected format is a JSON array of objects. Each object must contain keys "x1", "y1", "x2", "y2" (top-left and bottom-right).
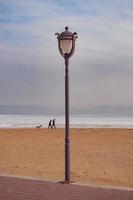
[{"x1": 55, "y1": 26, "x2": 78, "y2": 183}]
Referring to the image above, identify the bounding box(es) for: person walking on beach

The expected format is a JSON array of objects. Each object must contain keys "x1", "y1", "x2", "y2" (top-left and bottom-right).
[
  {"x1": 51, "y1": 119, "x2": 56, "y2": 129},
  {"x1": 48, "y1": 120, "x2": 52, "y2": 129}
]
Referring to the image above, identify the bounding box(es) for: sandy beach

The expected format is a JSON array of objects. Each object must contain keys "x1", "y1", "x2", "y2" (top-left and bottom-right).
[{"x1": 0, "y1": 128, "x2": 133, "y2": 188}]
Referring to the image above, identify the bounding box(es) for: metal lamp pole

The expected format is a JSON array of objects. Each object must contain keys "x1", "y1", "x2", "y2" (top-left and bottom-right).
[
  {"x1": 65, "y1": 53, "x2": 70, "y2": 182},
  {"x1": 55, "y1": 26, "x2": 77, "y2": 183}
]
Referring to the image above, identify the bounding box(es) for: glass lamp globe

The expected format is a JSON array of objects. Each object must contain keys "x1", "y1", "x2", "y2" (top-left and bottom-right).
[
  {"x1": 59, "y1": 26, "x2": 73, "y2": 54},
  {"x1": 60, "y1": 39, "x2": 72, "y2": 53}
]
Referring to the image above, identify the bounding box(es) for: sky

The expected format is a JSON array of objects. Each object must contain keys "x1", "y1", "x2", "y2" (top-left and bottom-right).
[{"x1": 0, "y1": 0, "x2": 133, "y2": 114}]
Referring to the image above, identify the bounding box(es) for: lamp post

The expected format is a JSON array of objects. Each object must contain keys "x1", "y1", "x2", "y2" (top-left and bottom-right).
[{"x1": 55, "y1": 26, "x2": 78, "y2": 183}]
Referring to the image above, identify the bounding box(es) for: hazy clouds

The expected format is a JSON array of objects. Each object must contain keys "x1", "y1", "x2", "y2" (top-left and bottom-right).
[{"x1": 0, "y1": 0, "x2": 133, "y2": 113}]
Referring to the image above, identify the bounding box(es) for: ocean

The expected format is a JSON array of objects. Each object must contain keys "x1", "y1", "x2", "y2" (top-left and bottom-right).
[{"x1": 0, "y1": 114, "x2": 133, "y2": 128}]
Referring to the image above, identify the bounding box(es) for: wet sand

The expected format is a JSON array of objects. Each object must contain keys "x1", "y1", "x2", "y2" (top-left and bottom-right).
[{"x1": 0, "y1": 128, "x2": 133, "y2": 187}]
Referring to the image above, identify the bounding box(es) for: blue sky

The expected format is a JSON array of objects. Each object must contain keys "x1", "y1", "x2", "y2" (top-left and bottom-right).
[{"x1": 0, "y1": 0, "x2": 133, "y2": 113}]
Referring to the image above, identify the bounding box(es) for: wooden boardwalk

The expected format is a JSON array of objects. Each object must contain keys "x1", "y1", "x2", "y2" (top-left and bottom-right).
[{"x1": 0, "y1": 175, "x2": 133, "y2": 200}]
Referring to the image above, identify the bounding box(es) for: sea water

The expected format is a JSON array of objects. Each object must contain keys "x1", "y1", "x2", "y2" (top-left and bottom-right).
[{"x1": 0, "y1": 114, "x2": 133, "y2": 128}]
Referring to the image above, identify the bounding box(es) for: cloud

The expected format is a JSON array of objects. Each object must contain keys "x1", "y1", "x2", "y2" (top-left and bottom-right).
[{"x1": 0, "y1": 0, "x2": 133, "y2": 113}]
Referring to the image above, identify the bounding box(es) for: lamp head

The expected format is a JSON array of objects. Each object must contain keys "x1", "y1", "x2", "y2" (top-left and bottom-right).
[{"x1": 55, "y1": 26, "x2": 77, "y2": 58}]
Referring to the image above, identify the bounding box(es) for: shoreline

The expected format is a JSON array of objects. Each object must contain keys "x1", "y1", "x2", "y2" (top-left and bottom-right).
[
  {"x1": 0, "y1": 127, "x2": 133, "y2": 129},
  {"x1": 0, "y1": 128, "x2": 133, "y2": 188}
]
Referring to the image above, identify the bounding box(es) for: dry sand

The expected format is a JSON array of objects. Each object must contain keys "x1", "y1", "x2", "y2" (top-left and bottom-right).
[{"x1": 0, "y1": 128, "x2": 133, "y2": 188}]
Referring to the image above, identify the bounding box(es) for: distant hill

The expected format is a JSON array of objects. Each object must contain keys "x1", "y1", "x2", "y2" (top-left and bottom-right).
[
  {"x1": 0, "y1": 105, "x2": 133, "y2": 115},
  {"x1": 87, "y1": 106, "x2": 133, "y2": 115},
  {"x1": 0, "y1": 105, "x2": 47, "y2": 115}
]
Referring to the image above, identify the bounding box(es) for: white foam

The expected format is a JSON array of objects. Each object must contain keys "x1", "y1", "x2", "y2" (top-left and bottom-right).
[{"x1": 0, "y1": 114, "x2": 133, "y2": 128}]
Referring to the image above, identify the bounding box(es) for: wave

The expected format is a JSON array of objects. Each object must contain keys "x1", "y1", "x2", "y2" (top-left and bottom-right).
[{"x1": 0, "y1": 114, "x2": 133, "y2": 128}]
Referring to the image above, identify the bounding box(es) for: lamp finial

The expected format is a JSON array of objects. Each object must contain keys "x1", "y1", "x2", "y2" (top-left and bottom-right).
[{"x1": 65, "y1": 26, "x2": 69, "y2": 31}]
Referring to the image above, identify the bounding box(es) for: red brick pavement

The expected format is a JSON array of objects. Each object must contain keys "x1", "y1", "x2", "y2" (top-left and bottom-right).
[{"x1": 0, "y1": 175, "x2": 133, "y2": 200}]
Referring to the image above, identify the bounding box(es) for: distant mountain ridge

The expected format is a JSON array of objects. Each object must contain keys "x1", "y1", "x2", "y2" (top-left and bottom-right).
[
  {"x1": 87, "y1": 106, "x2": 133, "y2": 115},
  {"x1": 0, "y1": 105, "x2": 47, "y2": 115},
  {"x1": 0, "y1": 105, "x2": 133, "y2": 115}
]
